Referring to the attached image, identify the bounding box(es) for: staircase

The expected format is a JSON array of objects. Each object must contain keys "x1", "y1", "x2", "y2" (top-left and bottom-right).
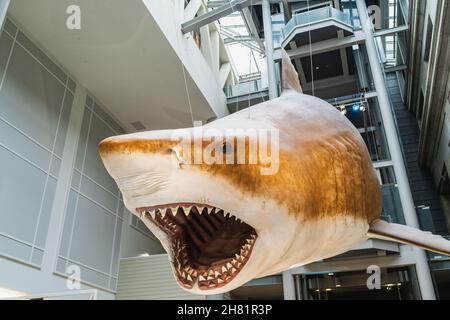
[{"x1": 386, "y1": 73, "x2": 447, "y2": 235}]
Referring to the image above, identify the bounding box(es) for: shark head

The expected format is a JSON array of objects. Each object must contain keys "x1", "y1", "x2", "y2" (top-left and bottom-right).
[{"x1": 99, "y1": 51, "x2": 382, "y2": 295}]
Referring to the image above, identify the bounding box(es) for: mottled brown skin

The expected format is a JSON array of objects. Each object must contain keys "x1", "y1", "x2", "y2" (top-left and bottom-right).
[{"x1": 99, "y1": 95, "x2": 382, "y2": 225}]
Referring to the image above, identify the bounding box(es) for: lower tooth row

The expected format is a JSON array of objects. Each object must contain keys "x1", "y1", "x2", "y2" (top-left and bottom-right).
[{"x1": 177, "y1": 234, "x2": 256, "y2": 285}]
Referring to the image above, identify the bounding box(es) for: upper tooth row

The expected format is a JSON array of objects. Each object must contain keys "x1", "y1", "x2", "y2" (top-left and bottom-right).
[{"x1": 143, "y1": 206, "x2": 215, "y2": 218}]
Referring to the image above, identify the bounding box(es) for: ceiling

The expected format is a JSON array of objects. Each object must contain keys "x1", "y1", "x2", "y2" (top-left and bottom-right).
[{"x1": 8, "y1": 0, "x2": 218, "y2": 132}]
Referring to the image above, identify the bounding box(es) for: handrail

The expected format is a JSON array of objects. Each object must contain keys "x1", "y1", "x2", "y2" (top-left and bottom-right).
[{"x1": 282, "y1": 6, "x2": 353, "y2": 39}]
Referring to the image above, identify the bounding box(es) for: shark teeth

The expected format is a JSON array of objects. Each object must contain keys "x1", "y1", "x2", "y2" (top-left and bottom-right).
[
  {"x1": 159, "y1": 208, "x2": 167, "y2": 216},
  {"x1": 137, "y1": 203, "x2": 257, "y2": 290},
  {"x1": 145, "y1": 209, "x2": 155, "y2": 219},
  {"x1": 182, "y1": 206, "x2": 192, "y2": 216}
]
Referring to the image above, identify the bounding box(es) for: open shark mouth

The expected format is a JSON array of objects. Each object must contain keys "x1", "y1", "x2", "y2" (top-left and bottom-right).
[{"x1": 136, "y1": 203, "x2": 257, "y2": 290}]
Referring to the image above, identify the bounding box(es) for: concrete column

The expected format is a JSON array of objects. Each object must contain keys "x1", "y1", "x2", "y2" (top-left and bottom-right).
[
  {"x1": 262, "y1": 0, "x2": 278, "y2": 99},
  {"x1": 0, "y1": 0, "x2": 10, "y2": 29},
  {"x1": 282, "y1": 271, "x2": 296, "y2": 300},
  {"x1": 42, "y1": 85, "x2": 86, "y2": 275},
  {"x1": 355, "y1": 0, "x2": 436, "y2": 300}
]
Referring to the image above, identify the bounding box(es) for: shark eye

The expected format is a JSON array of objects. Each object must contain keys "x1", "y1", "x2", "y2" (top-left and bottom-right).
[{"x1": 221, "y1": 142, "x2": 233, "y2": 154}]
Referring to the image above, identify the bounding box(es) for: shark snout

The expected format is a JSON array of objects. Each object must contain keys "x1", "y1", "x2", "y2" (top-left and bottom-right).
[{"x1": 98, "y1": 129, "x2": 187, "y2": 179}]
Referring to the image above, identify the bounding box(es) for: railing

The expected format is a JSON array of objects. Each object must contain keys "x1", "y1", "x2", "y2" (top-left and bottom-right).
[
  {"x1": 238, "y1": 71, "x2": 261, "y2": 83},
  {"x1": 282, "y1": 6, "x2": 353, "y2": 39},
  {"x1": 224, "y1": 79, "x2": 268, "y2": 98}
]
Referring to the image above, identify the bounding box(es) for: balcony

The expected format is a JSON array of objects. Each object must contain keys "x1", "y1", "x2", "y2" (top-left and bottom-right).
[
  {"x1": 224, "y1": 79, "x2": 270, "y2": 113},
  {"x1": 281, "y1": 7, "x2": 354, "y2": 49}
]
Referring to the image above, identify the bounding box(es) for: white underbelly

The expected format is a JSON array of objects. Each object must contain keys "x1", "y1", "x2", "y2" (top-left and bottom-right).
[{"x1": 266, "y1": 215, "x2": 370, "y2": 274}]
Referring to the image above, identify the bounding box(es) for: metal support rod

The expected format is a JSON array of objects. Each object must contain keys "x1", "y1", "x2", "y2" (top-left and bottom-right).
[
  {"x1": 262, "y1": 0, "x2": 278, "y2": 99},
  {"x1": 182, "y1": 0, "x2": 253, "y2": 34},
  {"x1": 355, "y1": 0, "x2": 436, "y2": 300}
]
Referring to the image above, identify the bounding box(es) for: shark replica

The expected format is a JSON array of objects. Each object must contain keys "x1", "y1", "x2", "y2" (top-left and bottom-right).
[{"x1": 99, "y1": 51, "x2": 450, "y2": 295}]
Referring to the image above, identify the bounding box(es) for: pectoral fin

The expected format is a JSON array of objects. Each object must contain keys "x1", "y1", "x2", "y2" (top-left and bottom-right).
[{"x1": 368, "y1": 219, "x2": 450, "y2": 256}]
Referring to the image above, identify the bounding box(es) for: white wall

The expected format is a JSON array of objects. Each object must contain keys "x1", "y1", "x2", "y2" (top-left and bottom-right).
[
  {"x1": 0, "y1": 17, "x2": 162, "y2": 299},
  {"x1": 119, "y1": 211, "x2": 164, "y2": 259}
]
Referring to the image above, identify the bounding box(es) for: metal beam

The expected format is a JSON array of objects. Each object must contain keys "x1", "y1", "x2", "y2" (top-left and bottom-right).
[
  {"x1": 221, "y1": 33, "x2": 263, "y2": 53},
  {"x1": 373, "y1": 160, "x2": 394, "y2": 169},
  {"x1": 373, "y1": 24, "x2": 410, "y2": 37},
  {"x1": 384, "y1": 64, "x2": 408, "y2": 73},
  {"x1": 182, "y1": 0, "x2": 254, "y2": 34},
  {"x1": 241, "y1": 7, "x2": 265, "y2": 51},
  {"x1": 184, "y1": 0, "x2": 203, "y2": 21},
  {"x1": 283, "y1": 31, "x2": 366, "y2": 60},
  {"x1": 221, "y1": 27, "x2": 264, "y2": 53},
  {"x1": 224, "y1": 35, "x2": 254, "y2": 43},
  {"x1": 364, "y1": 91, "x2": 378, "y2": 99}
]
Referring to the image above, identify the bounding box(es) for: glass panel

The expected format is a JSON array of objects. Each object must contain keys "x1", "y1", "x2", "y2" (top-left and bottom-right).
[
  {"x1": 295, "y1": 267, "x2": 419, "y2": 300},
  {"x1": 381, "y1": 184, "x2": 406, "y2": 224}
]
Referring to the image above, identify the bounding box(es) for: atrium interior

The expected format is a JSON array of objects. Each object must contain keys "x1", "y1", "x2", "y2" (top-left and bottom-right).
[{"x1": 0, "y1": 0, "x2": 449, "y2": 300}]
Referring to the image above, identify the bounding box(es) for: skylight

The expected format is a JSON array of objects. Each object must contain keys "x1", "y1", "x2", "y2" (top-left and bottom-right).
[{"x1": 218, "y1": 12, "x2": 265, "y2": 81}]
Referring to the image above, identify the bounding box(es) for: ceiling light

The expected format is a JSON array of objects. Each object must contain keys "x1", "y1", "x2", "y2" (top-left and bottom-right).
[{"x1": 139, "y1": 253, "x2": 150, "y2": 257}]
